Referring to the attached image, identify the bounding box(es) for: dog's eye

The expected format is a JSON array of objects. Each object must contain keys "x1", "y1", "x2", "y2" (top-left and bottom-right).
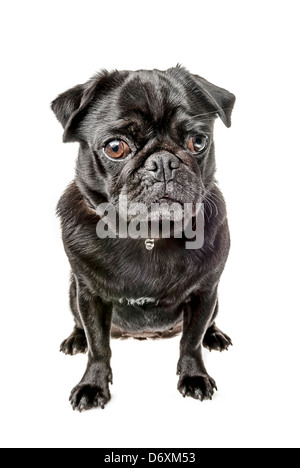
[
  {"x1": 187, "y1": 135, "x2": 208, "y2": 154},
  {"x1": 103, "y1": 140, "x2": 131, "y2": 160}
]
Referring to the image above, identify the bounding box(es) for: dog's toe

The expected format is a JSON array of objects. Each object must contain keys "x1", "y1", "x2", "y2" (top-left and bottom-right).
[
  {"x1": 60, "y1": 328, "x2": 88, "y2": 356},
  {"x1": 178, "y1": 374, "x2": 217, "y2": 401},
  {"x1": 70, "y1": 384, "x2": 110, "y2": 412},
  {"x1": 203, "y1": 324, "x2": 232, "y2": 352}
]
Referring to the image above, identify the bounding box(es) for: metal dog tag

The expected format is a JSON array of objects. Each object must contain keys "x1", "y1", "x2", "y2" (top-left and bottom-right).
[{"x1": 145, "y1": 238, "x2": 155, "y2": 250}]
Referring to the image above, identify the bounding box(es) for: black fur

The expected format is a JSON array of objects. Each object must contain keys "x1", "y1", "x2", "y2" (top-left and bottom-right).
[{"x1": 52, "y1": 66, "x2": 235, "y2": 411}]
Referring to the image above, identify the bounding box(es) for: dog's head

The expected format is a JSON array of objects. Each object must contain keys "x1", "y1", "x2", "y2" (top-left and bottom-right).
[{"x1": 52, "y1": 66, "x2": 235, "y2": 224}]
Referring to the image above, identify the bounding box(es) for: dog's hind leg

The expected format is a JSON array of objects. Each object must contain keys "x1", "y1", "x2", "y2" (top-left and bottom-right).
[
  {"x1": 60, "y1": 273, "x2": 88, "y2": 355},
  {"x1": 203, "y1": 300, "x2": 233, "y2": 352}
]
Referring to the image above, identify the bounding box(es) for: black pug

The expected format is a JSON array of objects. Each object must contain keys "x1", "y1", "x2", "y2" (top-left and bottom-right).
[{"x1": 52, "y1": 66, "x2": 235, "y2": 411}]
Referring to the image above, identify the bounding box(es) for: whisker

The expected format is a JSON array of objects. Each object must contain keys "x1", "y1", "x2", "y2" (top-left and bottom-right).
[
  {"x1": 209, "y1": 190, "x2": 223, "y2": 203},
  {"x1": 207, "y1": 196, "x2": 219, "y2": 217},
  {"x1": 202, "y1": 186, "x2": 220, "y2": 219},
  {"x1": 204, "y1": 197, "x2": 213, "y2": 220}
]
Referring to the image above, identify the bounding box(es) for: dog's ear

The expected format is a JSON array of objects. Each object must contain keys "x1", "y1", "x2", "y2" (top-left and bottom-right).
[
  {"x1": 51, "y1": 80, "x2": 97, "y2": 142},
  {"x1": 51, "y1": 70, "x2": 130, "y2": 142},
  {"x1": 192, "y1": 74, "x2": 236, "y2": 128}
]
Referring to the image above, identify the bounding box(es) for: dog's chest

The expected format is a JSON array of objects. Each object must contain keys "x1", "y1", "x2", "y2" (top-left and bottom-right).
[{"x1": 93, "y1": 237, "x2": 204, "y2": 304}]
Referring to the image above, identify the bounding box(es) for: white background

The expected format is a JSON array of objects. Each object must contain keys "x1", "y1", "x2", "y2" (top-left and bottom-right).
[{"x1": 1, "y1": 0, "x2": 299, "y2": 449}]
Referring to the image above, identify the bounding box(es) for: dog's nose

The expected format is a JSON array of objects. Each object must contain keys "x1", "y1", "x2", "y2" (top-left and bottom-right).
[{"x1": 145, "y1": 153, "x2": 180, "y2": 182}]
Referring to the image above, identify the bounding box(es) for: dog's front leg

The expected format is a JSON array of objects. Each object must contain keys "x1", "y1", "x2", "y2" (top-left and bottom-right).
[
  {"x1": 69, "y1": 279, "x2": 113, "y2": 412},
  {"x1": 177, "y1": 290, "x2": 218, "y2": 401}
]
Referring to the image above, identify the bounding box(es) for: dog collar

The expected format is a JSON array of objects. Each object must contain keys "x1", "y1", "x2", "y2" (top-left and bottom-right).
[{"x1": 145, "y1": 238, "x2": 155, "y2": 250}]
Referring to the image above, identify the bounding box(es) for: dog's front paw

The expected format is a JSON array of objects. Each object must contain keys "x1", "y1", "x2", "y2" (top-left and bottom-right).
[
  {"x1": 70, "y1": 383, "x2": 111, "y2": 412},
  {"x1": 70, "y1": 361, "x2": 112, "y2": 412},
  {"x1": 60, "y1": 327, "x2": 87, "y2": 356},
  {"x1": 203, "y1": 324, "x2": 232, "y2": 352},
  {"x1": 178, "y1": 374, "x2": 217, "y2": 401}
]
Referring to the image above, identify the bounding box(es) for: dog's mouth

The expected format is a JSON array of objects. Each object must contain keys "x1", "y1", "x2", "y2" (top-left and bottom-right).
[
  {"x1": 159, "y1": 194, "x2": 182, "y2": 203},
  {"x1": 154, "y1": 195, "x2": 200, "y2": 217},
  {"x1": 115, "y1": 193, "x2": 201, "y2": 222},
  {"x1": 96, "y1": 193, "x2": 202, "y2": 241},
  {"x1": 157, "y1": 195, "x2": 184, "y2": 207}
]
